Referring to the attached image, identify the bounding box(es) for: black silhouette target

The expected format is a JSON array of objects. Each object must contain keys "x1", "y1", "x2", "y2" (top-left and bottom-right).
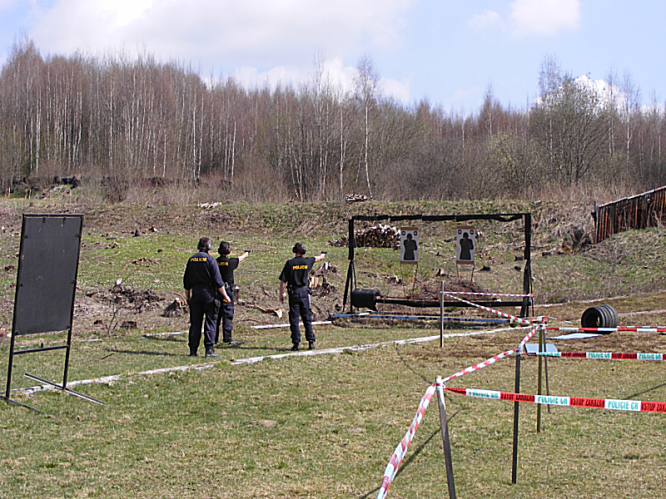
[{"x1": 13, "y1": 215, "x2": 83, "y2": 336}]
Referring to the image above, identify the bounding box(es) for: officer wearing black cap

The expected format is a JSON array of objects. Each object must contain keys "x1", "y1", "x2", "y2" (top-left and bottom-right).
[
  {"x1": 215, "y1": 241, "x2": 250, "y2": 346},
  {"x1": 183, "y1": 237, "x2": 230, "y2": 358},
  {"x1": 278, "y1": 242, "x2": 326, "y2": 351}
]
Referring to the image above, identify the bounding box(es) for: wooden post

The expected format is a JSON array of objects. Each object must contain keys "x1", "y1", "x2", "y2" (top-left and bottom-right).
[
  {"x1": 343, "y1": 217, "x2": 355, "y2": 312},
  {"x1": 511, "y1": 351, "x2": 522, "y2": 484},
  {"x1": 520, "y1": 213, "x2": 532, "y2": 317},
  {"x1": 436, "y1": 376, "x2": 457, "y2": 499},
  {"x1": 593, "y1": 201, "x2": 598, "y2": 243}
]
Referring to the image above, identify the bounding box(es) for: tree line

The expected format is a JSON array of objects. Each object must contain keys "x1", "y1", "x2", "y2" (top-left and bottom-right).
[{"x1": 1, "y1": 39, "x2": 665, "y2": 203}]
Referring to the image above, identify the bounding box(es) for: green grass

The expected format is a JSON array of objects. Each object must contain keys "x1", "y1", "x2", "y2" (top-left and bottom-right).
[
  {"x1": 1, "y1": 324, "x2": 442, "y2": 391},
  {"x1": 2, "y1": 198, "x2": 666, "y2": 497},
  {"x1": 2, "y1": 328, "x2": 666, "y2": 498}
]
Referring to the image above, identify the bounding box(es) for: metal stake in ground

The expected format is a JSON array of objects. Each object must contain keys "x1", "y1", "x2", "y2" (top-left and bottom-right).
[
  {"x1": 511, "y1": 350, "x2": 522, "y2": 484},
  {"x1": 436, "y1": 376, "x2": 457, "y2": 499}
]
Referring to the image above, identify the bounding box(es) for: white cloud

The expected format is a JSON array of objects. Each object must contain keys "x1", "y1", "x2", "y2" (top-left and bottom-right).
[
  {"x1": 468, "y1": 9, "x2": 502, "y2": 30},
  {"x1": 0, "y1": 0, "x2": 18, "y2": 10},
  {"x1": 510, "y1": 0, "x2": 580, "y2": 36},
  {"x1": 22, "y1": 1, "x2": 415, "y2": 103},
  {"x1": 535, "y1": 74, "x2": 628, "y2": 112},
  {"x1": 321, "y1": 57, "x2": 358, "y2": 95},
  {"x1": 230, "y1": 56, "x2": 411, "y2": 103},
  {"x1": 232, "y1": 65, "x2": 309, "y2": 92},
  {"x1": 99, "y1": 0, "x2": 155, "y2": 28},
  {"x1": 380, "y1": 76, "x2": 411, "y2": 103},
  {"x1": 29, "y1": 0, "x2": 415, "y2": 68},
  {"x1": 575, "y1": 75, "x2": 626, "y2": 109}
]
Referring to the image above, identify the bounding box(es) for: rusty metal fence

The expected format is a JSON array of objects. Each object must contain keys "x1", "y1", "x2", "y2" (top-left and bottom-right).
[{"x1": 593, "y1": 186, "x2": 666, "y2": 243}]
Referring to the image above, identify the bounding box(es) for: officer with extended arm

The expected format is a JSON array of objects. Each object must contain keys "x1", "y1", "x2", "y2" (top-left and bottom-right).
[
  {"x1": 278, "y1": 242, "x2": 326, "y2": 351},
  {"x1": 183, "y1": 237, "x2": 230, "y2": 358},
  {"x1": 215, "y1": 241, "x2": 250, "y2": 346}
]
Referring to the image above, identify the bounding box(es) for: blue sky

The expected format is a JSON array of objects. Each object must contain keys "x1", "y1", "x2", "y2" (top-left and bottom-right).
[{"x1": 1, "y1": 0, "x2": 664, "y2": 114}]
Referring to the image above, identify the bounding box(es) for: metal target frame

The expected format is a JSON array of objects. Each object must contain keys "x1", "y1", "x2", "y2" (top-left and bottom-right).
[
  {"x1": 3, "y1": 214, "x2": 104, "y2": 412},
  {"x1": 342, "y1": 213, "x2": 533, "y2": 317}
]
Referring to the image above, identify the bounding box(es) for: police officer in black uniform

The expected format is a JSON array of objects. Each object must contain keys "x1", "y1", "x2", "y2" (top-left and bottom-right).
[
  {"x1": 215, "y1": 241, "x2": 249, "y2": 346},
  {"x1": 183, "y1": 237, "x2": 230, "y2": 358},
  {"x1": 278, "y1": 242, "x2": 326, "y2": 351}
]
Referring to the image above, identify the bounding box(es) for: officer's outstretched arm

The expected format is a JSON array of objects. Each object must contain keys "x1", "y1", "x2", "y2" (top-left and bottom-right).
[
  {"x1": 279, "y1": 281, "x2": 286, "y2": 303},
  {"x1": 238, "y1": 251, "x2": 250, "y2": 263},
  {"x1": 314, "y1": 251, "x2": 327, "y2": 262}
]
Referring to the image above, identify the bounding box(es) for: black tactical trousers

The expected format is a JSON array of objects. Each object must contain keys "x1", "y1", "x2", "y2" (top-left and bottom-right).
[
  {"x1": 215, "y1": 289, "x2": 234, "y2": 343},
  {"x1": 189, "y1": 292, "x2": 218, "y2": 351},
  {"x1": 288, "y1": 287, "x2": 315, "y2": 345}
]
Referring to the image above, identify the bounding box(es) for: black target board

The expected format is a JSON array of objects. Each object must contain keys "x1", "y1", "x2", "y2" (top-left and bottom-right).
[{"x1": 13, "y1": 214, "x2": 83, "y2": 336}]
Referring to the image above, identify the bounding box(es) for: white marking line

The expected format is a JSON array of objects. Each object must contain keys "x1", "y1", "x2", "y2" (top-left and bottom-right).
[
  {"x1": 14, "y1": 363, "x2": 217, "y2": 395},
  {"x1": 251, "y1": 321, "x2": 332, "y2": 330},
  {"x1": 230, "y1": 326, "x2": 525, "y2": 365},
  {"x1": 15, "y1": 326, "x2": 525, "y2": 394},
  {"x1": 142, "y1": 331, "x2": 188, "y2": 337}
]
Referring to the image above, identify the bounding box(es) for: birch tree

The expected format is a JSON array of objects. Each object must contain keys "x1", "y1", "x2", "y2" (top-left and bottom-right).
[{"x1": 353, "y1": 55, "x2": 381, "y2": 198}]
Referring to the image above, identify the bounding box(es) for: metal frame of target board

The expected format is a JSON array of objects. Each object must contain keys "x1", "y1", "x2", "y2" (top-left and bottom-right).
[
  {"x1": 342, "y1": 213, "x2": 533, "y2": 317},
  {"x1": 3, "y1": 214, "x2": 104, "y2": 412}
]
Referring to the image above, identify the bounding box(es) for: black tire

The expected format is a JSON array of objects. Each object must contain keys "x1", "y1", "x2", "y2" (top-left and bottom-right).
[
  {"x1": 597, "y1": 305, "x2": 612, "y2": 328},
  {"x1": 581, "y1": 306, "x2": 601, "y2": 328},
  {"x1": 581, "y1": 305, "x2": 617, "y2": 332},
  {"x1": 598, "y1": 304, "x2": 618, "y2": 328}
]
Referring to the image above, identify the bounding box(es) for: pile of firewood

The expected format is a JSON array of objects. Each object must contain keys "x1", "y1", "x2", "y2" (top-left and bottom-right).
[
  {"x1": 329, "y1": 224, "x2": 399, "y2": 248},
  {"x1": 345, "y1": 194, "x2": 372, "y2": 203}
]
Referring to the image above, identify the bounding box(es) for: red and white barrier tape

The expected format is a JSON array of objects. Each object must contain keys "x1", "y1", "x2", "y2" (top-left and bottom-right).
[
  {"x1": 443, "y1": 291, "x2": 534, "y2": 298},
  {"x1": 547, "y1": 326, "x2": 666, "y2": 333},
  {"x1": 440, "y1": 325, "x2": 538, "y2": 385},
  {"x1": 445, "y1": 387, "x2": 666, "y2": 413},
  {"x1": 527, "y1": 351, "x2": 665, "y2": 361},
  {"x1": 376, "y1": 322, "x2": 540, "y2": 498},
  {"x1": 376, "y1": 384, "x2": 436, "y2": 499},
  {"x1": 443, "y1": 293, "x2": 532, "y2": 326},
  {"x1": 519, "y1": 324, "x2": 540, "y2": 349},
  {"x1": 441, "y1": 349, "x2": 516, "y2": 385}
]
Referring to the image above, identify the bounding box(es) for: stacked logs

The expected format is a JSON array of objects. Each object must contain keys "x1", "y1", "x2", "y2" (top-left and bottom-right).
[
  {"x1": 329, "y1": 224, "x2": 399, "y2": 248},
  {"x1": 345, "y1": 194, "x2": 372, "y2": 203}
]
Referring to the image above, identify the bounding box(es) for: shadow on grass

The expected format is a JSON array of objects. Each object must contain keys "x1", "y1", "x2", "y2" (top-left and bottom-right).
[
  {"x1": 142, "y1": 335, "x2": 187, "y2": 342},
  {"x1": 625, "y1": 381, "x2": 666, "y2": 400},
  {"x1": 103, "y1": 348, "x2": 185, "y2": 357},
  {"x1": 395, "y1": 343, "x2": 430, "y2": 383},
  {"x1": 142, "y1": 335, "x2": 291, "y2": 353}
]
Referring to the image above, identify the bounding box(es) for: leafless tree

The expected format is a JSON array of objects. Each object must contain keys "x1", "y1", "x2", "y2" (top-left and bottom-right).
[{"x1": 353, "y1": 55, "x2": 381, "y2": 198}]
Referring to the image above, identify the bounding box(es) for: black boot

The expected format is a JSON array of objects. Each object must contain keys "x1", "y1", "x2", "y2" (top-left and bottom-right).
[
  {"x1": 308, "y1": 341, "x2": 315, "y2": 350},
  {"x1": 205, "y1": 348, "x2": 219, "y2": 358},
  {"x1": 290, "y1": 343, "x2": 300, "y2": 352},
  {"x1": 189, "y1": 349, "x2": 198, "y2": 357}
]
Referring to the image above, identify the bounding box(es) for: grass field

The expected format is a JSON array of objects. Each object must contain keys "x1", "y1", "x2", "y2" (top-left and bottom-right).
[
  {"x1": 3, "y1": 323, "x2": 666, "y2": 498},
  {"x1": 1, "y1": 196, "x2": 666, "y2": 498}
]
